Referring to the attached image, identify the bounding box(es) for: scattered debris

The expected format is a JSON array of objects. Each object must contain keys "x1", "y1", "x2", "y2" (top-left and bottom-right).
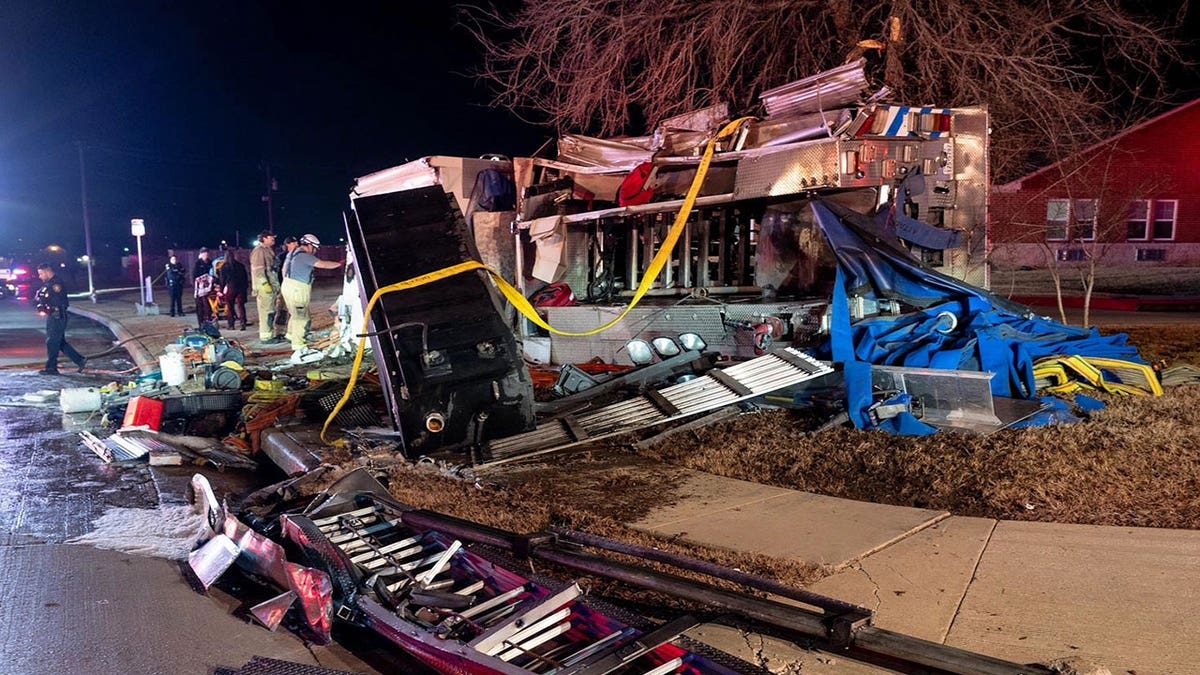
[{"x1": 186, "y1": 469, "x2": 1049, "y2": 675}]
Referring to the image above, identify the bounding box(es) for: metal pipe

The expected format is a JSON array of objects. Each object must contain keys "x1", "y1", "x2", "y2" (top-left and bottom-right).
[
  {"x1": 535, "y1": 548, "x2": 829, "y2": 637},
  {"x1": 400, "y1": 510, "x2": 529, "y2": 551},
  {"x1": 550, "y1": 528, "x2": 869, "y2": 617},
  {"x1": 853, "y1": 627, "x2": 1053, "y2": 675}
]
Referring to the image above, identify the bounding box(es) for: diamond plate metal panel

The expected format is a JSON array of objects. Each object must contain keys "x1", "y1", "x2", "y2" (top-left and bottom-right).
[
  {"x1": 733, "y1": 141, "x2": 840, "y2": 200},
  {"x1": 948, "y1": 107, "x2": 989, "y2": 288}
]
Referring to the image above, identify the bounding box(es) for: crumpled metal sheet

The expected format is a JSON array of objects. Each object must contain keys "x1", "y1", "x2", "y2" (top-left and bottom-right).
[
  {"x1": 188, "y1": 473, "x2": 336, "y2": 644},
  {"x1": 556, "y1": 133, "x2": 654, "y2": 170},
  {"x1": 759, "y1": 59, "x2": 871, "y2": 119},
  {"x1": 657, "y1": 102, "x2": 730, "y2": 133},
  {"x1": 752, "y1": 110, "x2": 850, "y2": 147},
  {"x1": 351, "y1": 157, "x2": 439, "y2": 197}
]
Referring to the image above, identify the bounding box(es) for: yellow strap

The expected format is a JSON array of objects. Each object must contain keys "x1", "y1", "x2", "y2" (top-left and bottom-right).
[{"x1": 321, "y1": 117, "x2": 753, "y2": 441}]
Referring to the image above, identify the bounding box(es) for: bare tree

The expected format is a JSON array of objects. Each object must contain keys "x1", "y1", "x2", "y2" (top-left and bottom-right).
[{"x1": 460, "y1": 0, "x2": 1188, "y2": 184}]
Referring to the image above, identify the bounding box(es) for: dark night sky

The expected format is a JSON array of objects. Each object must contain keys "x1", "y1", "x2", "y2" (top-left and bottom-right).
[
  {"x1": 0, "y1": 1, "x2": 544, "y2": 259},
  {"x1": 1, "y1": 3, "x2": 1195, "y2": 263}
]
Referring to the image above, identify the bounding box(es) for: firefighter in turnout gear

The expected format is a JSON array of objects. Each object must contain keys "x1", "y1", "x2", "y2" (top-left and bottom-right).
[{"x1": 35, "y1": 263, "x2": 87, "y2": 374}]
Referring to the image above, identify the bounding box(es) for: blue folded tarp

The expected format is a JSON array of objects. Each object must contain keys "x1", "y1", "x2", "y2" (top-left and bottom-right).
[{"x1": 811, "y1": 199, "x2": 1143, "y2": 432}]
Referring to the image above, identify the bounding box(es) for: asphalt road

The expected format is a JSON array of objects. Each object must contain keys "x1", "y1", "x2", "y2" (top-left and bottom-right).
[
  {"x1": 0, "y1": 298, "x2": 392, "y2": 674},
  {"x1": 0, "y1": 297, "x2": 156, "y2": 544}
]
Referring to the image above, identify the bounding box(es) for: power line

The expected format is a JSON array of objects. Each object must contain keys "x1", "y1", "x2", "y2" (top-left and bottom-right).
[
  {"x1": 90, "y1": 170, "x2": 264, "y2": 196},
  {"x1": 85, "y1": 142, "x2": 355, "y2": 173}
]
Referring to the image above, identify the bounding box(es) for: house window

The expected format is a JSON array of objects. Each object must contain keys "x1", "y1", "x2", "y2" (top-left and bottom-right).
[
  {"x1": 1152, "y1": 200, "x2": 1177, "y2": 240},
  {"x1": 1057, "y1": 248, "x2": 1087, "y2": 262},
  {"x1": 1127, "y1": 200, "x2": 1149, "y2": 240},
  {"x1": 1136, "y1": 248, "x2": 1166, "y2": 262},
  {"x1": 919, "y1": 247, "x2": 944, "y2": 267},
  {"x1": 1045, "y1": 199, "x2": 1096, "y2": 241},
  {"x1": 1046, "y1": 199, "x2": 1069, "y2": 241},
  {"x1": 1072, "y1": 199, "x2": 1097, "y2": 241}
]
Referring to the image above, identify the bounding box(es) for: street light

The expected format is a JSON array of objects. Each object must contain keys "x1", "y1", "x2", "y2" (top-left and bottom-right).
[{"x1": 131, "y1": 218, "x2": 147, "y2": 306}]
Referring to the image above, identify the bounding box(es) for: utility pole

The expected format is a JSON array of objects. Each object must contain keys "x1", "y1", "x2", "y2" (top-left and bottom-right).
[
  {"x1": 263, "y1": 162, "x2": 276, "y2": 234},
  {"x1": 77, "y1": 141, "x2": 96, "y2": 302}
]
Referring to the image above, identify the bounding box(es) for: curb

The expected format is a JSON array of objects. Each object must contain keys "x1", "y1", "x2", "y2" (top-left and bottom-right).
[{"x1": 69, "y1": 305, "x2": 159, "y2": 376}]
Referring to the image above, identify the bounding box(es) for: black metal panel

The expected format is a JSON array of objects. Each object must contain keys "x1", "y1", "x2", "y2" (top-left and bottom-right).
[{"x1": 348, "y1": 186, "x2": 534, "y2": 457}]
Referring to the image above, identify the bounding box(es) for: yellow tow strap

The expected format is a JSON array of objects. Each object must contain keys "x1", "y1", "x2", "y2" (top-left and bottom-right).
[{"x1": 321, "y1": 117, "x2": 753, "y2": 441}]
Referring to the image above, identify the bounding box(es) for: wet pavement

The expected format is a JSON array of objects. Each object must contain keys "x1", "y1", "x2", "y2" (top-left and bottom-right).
[
  {"x1": 0, "y1": 298, "x2": 158, "y2": 546},
  {"x1": 0, "y1": 298, "x2": 387, "y2": 674}
]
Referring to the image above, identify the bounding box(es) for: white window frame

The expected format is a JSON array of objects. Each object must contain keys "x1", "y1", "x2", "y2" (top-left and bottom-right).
[
  {"x1": 1046, "y1": 198, "x2": 1097, "y2": 242},
  {"x1": 1151, "y1": 199, "x2": 1177, "y2": 241},
  {"x1": 1045, "y1": 199, "x2": 1069, "y2": 241},
  {"x1": 1126, "y1": 199, "x2": 1149, "y2": 241}
]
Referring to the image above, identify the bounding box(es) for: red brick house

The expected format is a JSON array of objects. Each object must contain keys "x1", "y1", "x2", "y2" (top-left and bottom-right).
[{"x1": 989, "y1": 98, "x2": 1200, "y2": 270}]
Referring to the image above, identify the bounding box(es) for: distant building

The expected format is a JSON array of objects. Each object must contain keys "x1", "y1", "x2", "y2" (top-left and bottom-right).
[{"x1": 989, "y1": 98, "x2": 1200, "y2": 269}]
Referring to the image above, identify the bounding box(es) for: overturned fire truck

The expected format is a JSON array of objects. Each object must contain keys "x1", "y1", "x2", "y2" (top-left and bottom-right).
[{"x1": 342, "y1": 60, "x2": 989, "y2": 458}]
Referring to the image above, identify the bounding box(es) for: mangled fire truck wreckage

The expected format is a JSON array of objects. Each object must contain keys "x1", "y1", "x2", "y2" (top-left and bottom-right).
[
  {"x1": 334, "y1": 58, "x2": 1156, "y2": 464},
  {"x1": 182, "y1": 61, "x2": 1163, "y2": 675}
]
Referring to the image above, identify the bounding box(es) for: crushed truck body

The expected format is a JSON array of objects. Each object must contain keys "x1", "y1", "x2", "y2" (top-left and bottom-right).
[{"x1": 339, "y1": 59, "x2": 1156, "y2": 461}]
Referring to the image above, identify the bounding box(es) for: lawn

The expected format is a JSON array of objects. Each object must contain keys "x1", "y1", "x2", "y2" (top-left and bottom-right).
[{"x1": 638, "y1": 322, "x2": 1200, "y2": 530}]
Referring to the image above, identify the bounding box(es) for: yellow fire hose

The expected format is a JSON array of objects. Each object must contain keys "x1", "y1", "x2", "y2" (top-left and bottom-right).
[{"x1": 321, "y1": 117, "x2": 753, "y2": 442}]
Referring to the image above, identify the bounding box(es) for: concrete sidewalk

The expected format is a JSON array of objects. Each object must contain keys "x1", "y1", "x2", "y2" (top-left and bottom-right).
[
  {"x1": 621, "y1": 470, "x2": 1200, "y2": 674},
  {"x1": 74, "y1": 294, "x2": 1200, "y2": 674}
]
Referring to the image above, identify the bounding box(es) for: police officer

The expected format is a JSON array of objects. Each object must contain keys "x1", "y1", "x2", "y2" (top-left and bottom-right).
[
  {"x1": 164, "y1": 255, "x2": 186, "y2": 316},
  {"x1": 35, "y1": 263, "x2": 87, "y2": 374}
]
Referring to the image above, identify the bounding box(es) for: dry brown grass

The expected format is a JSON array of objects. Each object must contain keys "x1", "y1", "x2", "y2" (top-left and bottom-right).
[
  {"x1": 992, "y1": 267, "x2": 1200, "y2": 297},
  {"x1": 1109, "y1": 325, "x2": 1200, "y2": 365},
  {"x1": 640, "y1": 321, "x2": 1200, "y2": 530}
]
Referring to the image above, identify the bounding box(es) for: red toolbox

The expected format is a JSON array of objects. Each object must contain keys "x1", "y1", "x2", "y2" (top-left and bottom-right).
[{"x1": 122, "y1": 396, "x2": 165, "y2": 431}]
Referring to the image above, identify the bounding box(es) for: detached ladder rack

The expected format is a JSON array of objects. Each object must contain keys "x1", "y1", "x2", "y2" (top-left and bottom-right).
[{"x1": 483, "y1": 348, "x2": 832, "y2": 466}]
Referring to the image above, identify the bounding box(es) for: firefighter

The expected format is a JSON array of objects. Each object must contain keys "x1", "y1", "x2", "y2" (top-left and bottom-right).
[
  {"x1": 250, "y1": 231, "x2": 284, "y2": 343},
  {"x1": 273, "y1": 235, "x2": 299, "y2": 337},
  {"x1": 35, "y1": 263, "x2": 87, "y2": 374},
  {"x1": 280, "y1": 233, "x2": 343, "y2": 357}
]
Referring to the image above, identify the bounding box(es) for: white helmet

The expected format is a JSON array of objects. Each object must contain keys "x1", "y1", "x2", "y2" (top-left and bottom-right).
[{"x1": 299, "y1": 233, "x2": 321, "y2": 247}]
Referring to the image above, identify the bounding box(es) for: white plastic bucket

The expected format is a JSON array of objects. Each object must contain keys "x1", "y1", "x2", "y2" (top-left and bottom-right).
[
  {"x1": 60, "y1": 387, "x2": 103, "y2": 413},
  {"x1": 159, "y1": 352, "x2": 187, "y2": 386}
]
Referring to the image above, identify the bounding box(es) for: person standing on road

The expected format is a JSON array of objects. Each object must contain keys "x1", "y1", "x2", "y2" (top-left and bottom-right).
[
  {"x1": 164, "y1": 255, "x2": 186, "y2": 317},
  {"x1": 193, "y1": 247, "x2": 214, "y2": 328},
  {"x1": 218, "y1": 246, "x2": 250, "y2": 331},
  {"x1": 250, "y1": 232, "x2": 283, "y2": 343},
  {"x1": 273, "y1": 236, "x2": 299, "y2": 339},
  {"x1": 35, "y1": 263, "x2": 87, "y2": 375},
  {"x1": 281, "y1": 234, "x2": 343, "y2": 356}
]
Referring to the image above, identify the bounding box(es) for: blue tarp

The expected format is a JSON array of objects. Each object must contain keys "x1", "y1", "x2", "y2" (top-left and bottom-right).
[{"x1": 811, "y1": 200, "x2": 1143, "y2": 432}]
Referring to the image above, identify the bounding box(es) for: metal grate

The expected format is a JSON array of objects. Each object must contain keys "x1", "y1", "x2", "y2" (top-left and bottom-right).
[
  {"x1": 215, "y1": 656, "x2": 363, "y2": 675},
  {"x1": 484, "y1": 348, "x2": 832, "y2": 465}
]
